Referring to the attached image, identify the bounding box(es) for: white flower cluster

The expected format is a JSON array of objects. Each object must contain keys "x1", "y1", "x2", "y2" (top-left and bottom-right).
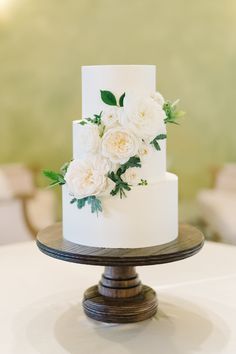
[{"x1": 65, "y1": 91, "x2": 167, "y2": 199}]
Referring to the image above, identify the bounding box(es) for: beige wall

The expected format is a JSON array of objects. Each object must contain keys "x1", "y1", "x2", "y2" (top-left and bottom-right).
[{"x1": 1, "y1": 0, "x2": 236, "y2": 200}]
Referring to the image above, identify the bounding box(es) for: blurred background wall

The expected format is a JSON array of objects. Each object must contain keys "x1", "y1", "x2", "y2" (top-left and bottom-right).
[{"x1": 0, "y1": 0, "x2": 236, "y2": 208}]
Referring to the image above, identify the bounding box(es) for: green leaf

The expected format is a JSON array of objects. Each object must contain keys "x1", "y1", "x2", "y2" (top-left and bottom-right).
[
  {"x1": 138, "y1": 179, "x2": 148, "y2": 186},
  {"x1": 163, "y1": 101, "x2": 184, "y2": 125},
  {"x1": 43, "y1": 170, "x2": 59, "y2": 181},
  {"x1": 110, "y1": 186, "x2": 119, "y2": 196},
  {"x1": 119, "y1": 188, "x2": 126, "y2": 199},
  {"x1": 100, "y1": 90, "x2": 117, "y2": 106},
  {"x1": 122, "y1": 182, "x2": 131, "y2": 191},
  {"x1": 92, "y1": 111, "x2": 102, "y2": 125},
  {"x1": 108, "y1": 171, "x2": 119, "y2": 183},
  {"x1": 49, "y1": 181, "x2": 60, "y2": 187},
  {"x1": 117, "y1": 156, "x2": 141, "y2": 176},
  {"x1": 69, "y1": 196, "x2": 103, "y2": 215},
  {"x1": 87, "y1": 196, "x2": 103, "y2": 215},
  {"x1": 77, "y1": 198, "x2": 87, "y2": 209},
  {"x1": 60, "y1": 161, "x2": 70, "y2": 175},
  {"x1": 43, "y1": 170, "x2": 65, "y2": 185},
  {"x1": 152, "y1": 140, "x2": 160, "y2": 151},
  {"x1": 119, "y1": 93, "x2": 125, "y2": 107},
  {"x1": 155, "y1": 134, "x2": 167, "y2": 140},
  {"x1": 150, "y1": 134, "x2": 167, "y2": 151},
  {"x1": 108, "y1": 156, "x2": 142, "y2": 199},
  {"x1": 79, "y1": 120, "x2": 87, "y2": 125}
]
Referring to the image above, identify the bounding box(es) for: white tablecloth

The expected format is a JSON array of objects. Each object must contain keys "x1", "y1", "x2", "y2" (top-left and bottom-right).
[{"x1": 1, "y1": 239, "x2": 236, "y2": 353}]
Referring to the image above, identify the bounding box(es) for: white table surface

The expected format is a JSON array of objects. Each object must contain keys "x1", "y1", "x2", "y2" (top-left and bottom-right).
[{"x1": 0, "y1": 239, "x2": 236, "y2": 354}]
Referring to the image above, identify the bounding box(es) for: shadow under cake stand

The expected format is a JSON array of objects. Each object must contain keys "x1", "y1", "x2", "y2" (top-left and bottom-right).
[{"x1": 37, "y1": 223, "x2": 204, "y2": 323}]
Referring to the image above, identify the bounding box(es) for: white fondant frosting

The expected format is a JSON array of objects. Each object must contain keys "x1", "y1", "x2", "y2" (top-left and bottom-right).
[
  {"x1": 82, "y1": 65, "x2": 156, "y2": 117},
  {"x1": 62, "y1": 65, "x2": 178, "y2": 248},
  {"x1": 63, "y1": 173, "x2": 178, "y2": 248}
]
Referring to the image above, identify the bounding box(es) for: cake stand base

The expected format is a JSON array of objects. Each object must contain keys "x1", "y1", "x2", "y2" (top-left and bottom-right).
[
  {"x1": 37, "y1": 223, "x2": 204, "y2": 323},
  {"x1": 83, "y1": 266, "x2": 157, "y2": 323}
]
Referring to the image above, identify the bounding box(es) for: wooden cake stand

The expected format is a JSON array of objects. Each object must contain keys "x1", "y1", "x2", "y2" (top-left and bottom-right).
[{"x1": 37, "y1": 223, "x2": 204, "y2": 323}]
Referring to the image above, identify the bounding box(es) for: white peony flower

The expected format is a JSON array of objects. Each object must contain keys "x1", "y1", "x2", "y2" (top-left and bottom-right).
[
  {"x1": 120, "y1": 91, "x2": 166, "y2": 143},
  {"x1": 76, "y1": 122, "x2": 101, "y2": 158},
  {"x1": 149, "y1": 91, "x2": 165, "y2": 107},
  {"x1": 64, "y1": 156, "x2": 110, "y2": 199},
  {"x1": 101, "y1": 127, "x2": 140, "y2": 164},
  {"x1": 122, "y1": 167, "x2": 140, "y2": 186},
  {"x1": 101, "y1": 107, "x2": 121, "y2": 127}
]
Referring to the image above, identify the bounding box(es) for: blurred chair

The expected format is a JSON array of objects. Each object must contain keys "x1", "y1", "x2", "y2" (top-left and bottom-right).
[
  {"x1": 197, "y1": 163, "x2": 236, "y2": 244},
  {"x1": 0, "y1": 164, "x2": 55, "y2": 245}
]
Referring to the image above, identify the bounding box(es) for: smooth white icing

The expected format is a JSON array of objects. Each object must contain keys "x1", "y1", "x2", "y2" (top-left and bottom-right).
[
  {"x1": 82, "y1": 65, "x2": 156, "y2": 117},
  {"x1": 62, "y1": 173, "x2": 178, "y2": 248}
]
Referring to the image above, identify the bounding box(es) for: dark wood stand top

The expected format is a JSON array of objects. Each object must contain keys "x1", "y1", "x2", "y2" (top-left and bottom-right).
[
  {"x1": 36, "y1": 223, "x2": 204, "y2": 323},
  {"x1": 37, "y1": 223, "x2": 204, "y2": 266}
]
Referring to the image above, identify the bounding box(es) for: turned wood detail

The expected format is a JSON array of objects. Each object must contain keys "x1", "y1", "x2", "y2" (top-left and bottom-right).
[
  {"x1": 83, "y1": 283, "x2": 158, "y2": 323},
  {"x1": 98, "y1": 266, "x2": 142, "y2": 298}
]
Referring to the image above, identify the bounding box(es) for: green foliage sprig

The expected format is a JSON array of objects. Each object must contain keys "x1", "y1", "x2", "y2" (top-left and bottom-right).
[
  {"x1": 43, "y1": 161, "x2": 70, "y2": 187},
  {"x1": 163, "y1": 100, "x2": 185, "y2": 125},
  {"x1": 108, "y1": 156, "x2": 141, "y2": 198},
  {"x1": 79, "y1": 111, "x2": 106, "y2": 137},
  {"x1": 100, "y1": 90, "x2": 125, "y2": 107},
  {"x1": 79, "y1": 111, "x2": 102, "y2": 126},
  {"x1": 70, "y1": 196, "x2": 102, "y2": 216},
  {"x1": 150, "y1": 134, "x2": 167, "y2": 151},
  {"x1": 107, "y1": 171, "x2": 131, "y2": 198},
  {"x1": 43, "y1": 170, "x2": 66, "y2": 187},
  {"x1": 138, "y1": 179, "x2": 148, "y2": 186}
]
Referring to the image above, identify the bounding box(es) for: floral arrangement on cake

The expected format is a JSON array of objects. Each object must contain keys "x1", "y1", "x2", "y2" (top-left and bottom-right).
[{"x1": 44, "y1": 90, "x2": 184, "y2": 215}]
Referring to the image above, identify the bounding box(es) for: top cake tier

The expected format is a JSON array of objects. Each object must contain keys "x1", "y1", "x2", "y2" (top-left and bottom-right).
[{"x1": 82, "y1": 65, "x2": 156, "y2": 117}]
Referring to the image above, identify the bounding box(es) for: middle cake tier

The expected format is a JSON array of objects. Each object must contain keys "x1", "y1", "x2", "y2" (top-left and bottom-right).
[{"x1": 62, "y1": 172, "x2": 178, "y2": 248}]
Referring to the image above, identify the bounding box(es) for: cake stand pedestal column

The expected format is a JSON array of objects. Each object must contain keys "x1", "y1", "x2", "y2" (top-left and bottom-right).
[
  {"x1": 36, "y1": 223, "x2": 204, "y2": 323},
  {"x1": 84, "y1": 266, "x2": 157, "y2": 323}
]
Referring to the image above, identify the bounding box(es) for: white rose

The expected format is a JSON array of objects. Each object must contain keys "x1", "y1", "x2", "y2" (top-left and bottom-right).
[
  {"x1": 101, "y1": 127, "x2": 140, "y2": 164},
  {"x1": 138, "y1": 142, "x2": 151, "y2": 160},
  {"x1": 120, "y1": 92, "x2": 166, "y2": 143},
  {"x1": 150, "y1": 91, "x2": 165, "y2": 107},
  {"x1": 101, "y1": 107, "x2": 121, "y2": 127},
  {"x1": 76, "y1": 122, "x2": 100, "y2": 158},
  {"x1": 64, "y1": 156, "x2": 110, "y2": 199},
  {"x1": 122, "y1": 167, "x2": 140, "y2": 186}
]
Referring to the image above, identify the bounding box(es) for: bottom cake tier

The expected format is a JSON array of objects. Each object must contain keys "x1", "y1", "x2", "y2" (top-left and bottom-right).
[{"x1": 62, "y1": 172, "x2": 178, "y2": 248}]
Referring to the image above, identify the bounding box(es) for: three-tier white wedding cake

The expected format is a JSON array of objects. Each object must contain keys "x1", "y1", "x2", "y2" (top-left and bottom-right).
[{"x1": 61, "y1": 65, "x2": 178, "y2": 248}]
